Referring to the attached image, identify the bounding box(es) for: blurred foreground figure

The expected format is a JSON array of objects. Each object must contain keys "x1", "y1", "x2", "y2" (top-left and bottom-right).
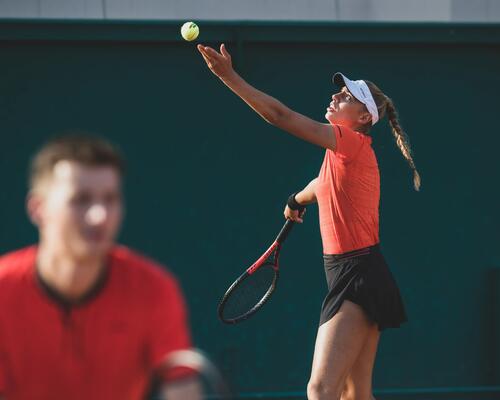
[{"x1": 0, "y1": 134, "x2": 201, "y2": 400}]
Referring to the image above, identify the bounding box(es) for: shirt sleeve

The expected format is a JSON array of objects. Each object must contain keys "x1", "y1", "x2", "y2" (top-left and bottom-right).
[
  {"x1": 332, "y1": 124, "x2": 365, "y2": 162},
  {"x1": 149, "y1": 273, "x2": 193, "y2": 382}
]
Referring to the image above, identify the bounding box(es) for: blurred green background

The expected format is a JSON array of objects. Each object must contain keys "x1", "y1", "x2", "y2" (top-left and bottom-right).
[{"x1": 0, "y1": 20, "x2": 499, "y2": 399}]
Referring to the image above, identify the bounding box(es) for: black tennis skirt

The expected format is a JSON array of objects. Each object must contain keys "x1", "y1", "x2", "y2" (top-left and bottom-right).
[{"x1": 320, "y1": 244, "x2": 407, "y2": 331}]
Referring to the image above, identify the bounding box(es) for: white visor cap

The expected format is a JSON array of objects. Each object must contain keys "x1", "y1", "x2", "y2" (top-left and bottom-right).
[{"x1": 333, "y1": 72, "x2": 379, "y2": 126}]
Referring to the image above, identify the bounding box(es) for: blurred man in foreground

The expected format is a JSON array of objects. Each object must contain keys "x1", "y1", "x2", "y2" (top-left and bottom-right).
[{"x1": 0, "y1": 134, "x2": 200, "y2": 400}]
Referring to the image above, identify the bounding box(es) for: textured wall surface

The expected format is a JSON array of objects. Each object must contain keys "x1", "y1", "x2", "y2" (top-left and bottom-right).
[{"x1": 1, "y1": 0, "x2": 500, "y2": 22}]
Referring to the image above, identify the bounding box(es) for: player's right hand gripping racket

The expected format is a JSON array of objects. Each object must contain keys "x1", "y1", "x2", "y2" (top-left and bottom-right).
[
  {"x1": 217, "y1": 219, "x2": 295, "y2": 324},
  {"x1": 161, "y1": 348, "x2": 232, "y2": 399}
]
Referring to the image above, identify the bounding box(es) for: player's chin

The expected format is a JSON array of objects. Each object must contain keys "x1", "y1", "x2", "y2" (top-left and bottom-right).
[
  {"x1": 78, "y1": 238, "x2": 114, "y2": 257},
  {"x1": 325, "y1": 110, "x2": 336, "y2": 123}
]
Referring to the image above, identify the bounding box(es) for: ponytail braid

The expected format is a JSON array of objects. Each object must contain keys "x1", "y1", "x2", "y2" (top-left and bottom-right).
[
  {"x1": 364, "y1": 81, "x2": 421, "y2": 191},
  {"x1": 385, "y1": 98, "x2": 421, "y2": 191}
]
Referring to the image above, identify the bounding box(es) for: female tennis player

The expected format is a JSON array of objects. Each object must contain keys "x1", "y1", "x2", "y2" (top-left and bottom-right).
[{"x1": 198, "y1": 43, "x2": 419, "y2": 400}]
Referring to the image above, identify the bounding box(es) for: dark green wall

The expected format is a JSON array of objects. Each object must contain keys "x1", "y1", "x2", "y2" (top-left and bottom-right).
[{"x1": 0, "y1": 20, "x2": 499, "y2": 398}]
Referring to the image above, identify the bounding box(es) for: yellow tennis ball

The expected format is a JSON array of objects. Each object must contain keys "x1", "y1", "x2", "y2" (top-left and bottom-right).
[{"x1": 181, "y1": 22, "x2": 199, "y2": 42}]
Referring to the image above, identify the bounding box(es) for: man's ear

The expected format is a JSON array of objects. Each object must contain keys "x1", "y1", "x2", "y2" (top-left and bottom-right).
[{"x1": 26, "y1": 191, "x2": 44, "y2": 227}]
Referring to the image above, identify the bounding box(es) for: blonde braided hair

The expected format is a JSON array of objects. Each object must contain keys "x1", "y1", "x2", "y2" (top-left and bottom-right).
[{"x1": 365, "y1": 81, "x2": 421, "y2": 191}]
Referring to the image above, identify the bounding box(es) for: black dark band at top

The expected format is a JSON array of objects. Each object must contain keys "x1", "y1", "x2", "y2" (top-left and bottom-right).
[{"x1": 287, "y1": 192, "x2": 305, "y2": 212}]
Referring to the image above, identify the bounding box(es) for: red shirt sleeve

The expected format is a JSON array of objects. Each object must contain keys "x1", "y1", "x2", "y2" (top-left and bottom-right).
[
  {"x1": 149, "y1": 274, "x2": 193, "y2": 381},
  {"x1": 332, "y1": 124, "x2": 366, "y2": 162}
]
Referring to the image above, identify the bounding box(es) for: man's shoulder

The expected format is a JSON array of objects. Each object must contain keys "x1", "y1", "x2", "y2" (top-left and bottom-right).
[
  {"x1": 0, "y1": 245, "x2": 37, "y2": 279},
  {"x1": 0, "y1": 246, "x2": 37, "y2": 305}
]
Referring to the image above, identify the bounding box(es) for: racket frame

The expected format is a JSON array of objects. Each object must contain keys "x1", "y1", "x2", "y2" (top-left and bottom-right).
[{"x1": 217, "y1": 220, "x2": 294, "y2": 324}]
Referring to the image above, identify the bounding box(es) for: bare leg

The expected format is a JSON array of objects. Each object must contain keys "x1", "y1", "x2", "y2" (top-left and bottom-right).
[
  {"x1": 307, "y1": 300, "x2": 376, "y2": 400},
  {"x1": 341, "y1": 323, "x2": 380, "y2": 400}
]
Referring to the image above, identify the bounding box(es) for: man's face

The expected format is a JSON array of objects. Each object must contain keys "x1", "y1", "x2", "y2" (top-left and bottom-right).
[{"x1": 31, "y1": 161, "x2": 123, "y2": 261}]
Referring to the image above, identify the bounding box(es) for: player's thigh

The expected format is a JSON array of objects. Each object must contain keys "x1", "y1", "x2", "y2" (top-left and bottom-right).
[
  {"x1": 308, "y1": 300, "x2": 374, "y2": 395},
  {"x1": 342, "y1": 324, "x2": 380, "y2": 400}
]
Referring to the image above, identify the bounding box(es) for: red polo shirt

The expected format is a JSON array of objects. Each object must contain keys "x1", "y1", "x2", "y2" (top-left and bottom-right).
[
  {"x1": 316, "y1": 124, "x2": 380, "y2": 254},
  {"x1": 0, "y1": 245, "x2": 192, "y2": 400}
]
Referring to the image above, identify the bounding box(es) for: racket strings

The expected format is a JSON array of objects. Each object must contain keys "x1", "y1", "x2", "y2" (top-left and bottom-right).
[{"x1": 221, "y1": 263, "x2": 277, "y2": 321}]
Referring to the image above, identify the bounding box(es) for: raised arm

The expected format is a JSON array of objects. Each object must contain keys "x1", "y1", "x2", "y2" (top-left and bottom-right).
[
  {"x1": 284, "y1": 177, "x2": 318, "y2": 223},
  {"x1": 198, "y1": 44, "x2": 335, "y2": 150}
]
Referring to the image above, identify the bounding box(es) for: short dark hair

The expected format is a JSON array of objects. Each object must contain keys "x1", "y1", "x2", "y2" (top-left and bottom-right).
[{"x1": 29, "y1": 133, "x2": 125, "y2": 190}]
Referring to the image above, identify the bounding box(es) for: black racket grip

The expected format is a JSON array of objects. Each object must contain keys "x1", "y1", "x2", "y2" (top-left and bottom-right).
[{"x1": 275, "y1": 219, "x2": 294, "y2": 244}]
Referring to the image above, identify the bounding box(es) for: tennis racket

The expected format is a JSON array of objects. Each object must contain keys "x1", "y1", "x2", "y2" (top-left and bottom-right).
[
  {"x1": 217, "y1": 219, "x2": 295, "y2": 324},
  {"x1": 159, "y1": 348, "x2": 232, "y2": 400}
]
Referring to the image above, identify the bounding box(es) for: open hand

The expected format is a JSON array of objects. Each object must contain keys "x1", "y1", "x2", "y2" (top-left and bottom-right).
[{"x1": 197, "y1": 43, "x2": 234, "y2": 80}]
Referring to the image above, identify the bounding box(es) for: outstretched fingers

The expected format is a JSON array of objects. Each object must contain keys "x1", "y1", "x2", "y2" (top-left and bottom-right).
[
  {"x1": 220, "y1": 43, "x2": 231, "y2": 60},
  {"x1": 198, "y1": 45, "x2": 220, "y2": 60},
  {"x1": 197, "y1": 43, "x2": 234, "y2": 78},
  {"x1": 197, "y1": 44, "x2": 211, "y2": 61},
  {"x1": 197, "y1": 45, "x2": 220, "y2": 68}
]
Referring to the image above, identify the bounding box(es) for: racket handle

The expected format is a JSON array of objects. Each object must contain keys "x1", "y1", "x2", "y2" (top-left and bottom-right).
[{"x1": 276, "y1": 219, "x2": 294, "y2": 244}]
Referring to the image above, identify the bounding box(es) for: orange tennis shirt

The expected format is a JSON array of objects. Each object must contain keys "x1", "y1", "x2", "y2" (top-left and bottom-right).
[
  {"x1": 316, "y1": 124, "x2": 380, "y2": 254},
  {"x1": 0, "y1": 245, "x2": 192, "y2": 400}
]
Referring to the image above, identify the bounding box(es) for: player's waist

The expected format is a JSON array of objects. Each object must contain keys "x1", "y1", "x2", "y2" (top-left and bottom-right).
[{"x1": 323, "y1": 243, "x2": 380, "y2": 263}]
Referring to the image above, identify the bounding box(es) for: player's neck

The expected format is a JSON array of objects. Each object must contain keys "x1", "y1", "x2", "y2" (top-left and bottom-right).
[{"x1": 36, "y1": 245, "x2": 107, "y2": 302}]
